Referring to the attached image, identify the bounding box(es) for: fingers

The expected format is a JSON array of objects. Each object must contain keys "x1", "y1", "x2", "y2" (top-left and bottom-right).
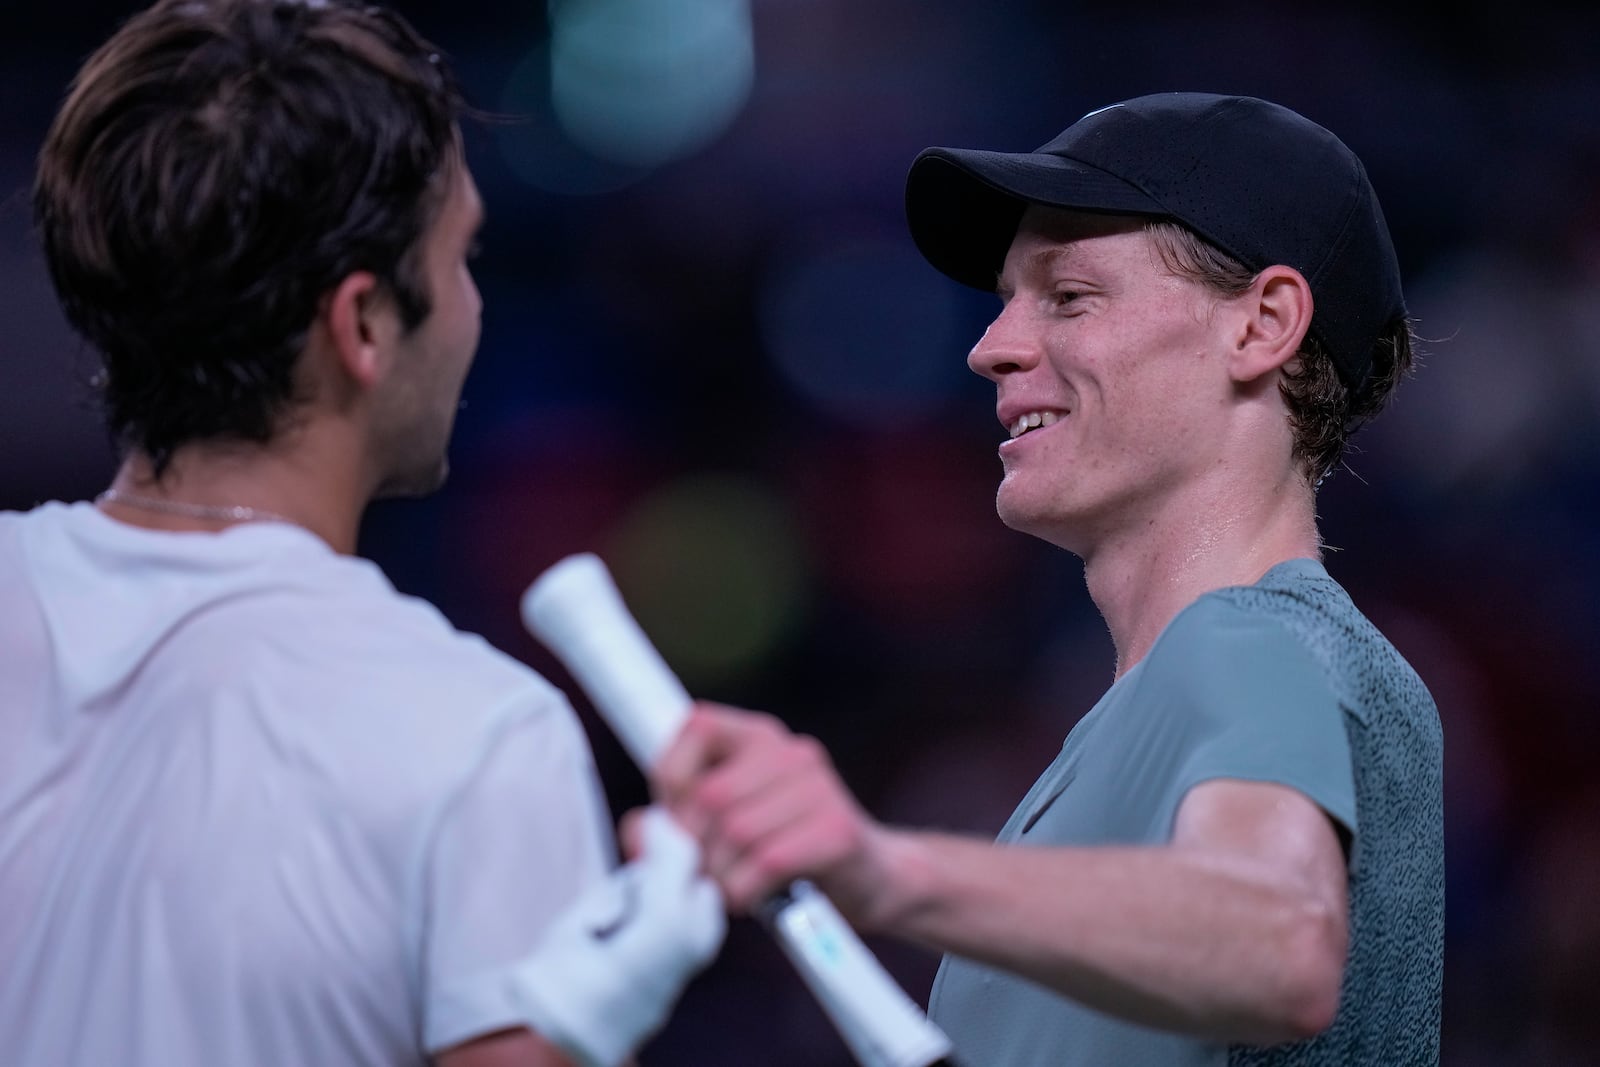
[
  {"x1": 650, "y1": 703, "x2": 874, "y2": 914},
  {"x1": 652, "y1": 702, "x2": 788, "y2": 811},
  {"x1": 713, "y1": 794, "x2": 865, "y2": 912},
  {"x1": 698, "y1": 735, "x2": 849, "y2": 904}
]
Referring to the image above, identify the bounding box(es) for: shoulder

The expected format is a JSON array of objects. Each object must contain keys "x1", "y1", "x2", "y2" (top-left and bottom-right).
[
  {"x1": 255, "y1": 567, "x2": 589, "y2": 830},
  {"x1": 1145, "y1": 559, "x2": 1367, "y2": 688},
  {"x1": 1210, "y1": 558, "x2": 1435, "y2": 726},
  {"x1": 1146, "y1": 580, "x2": 1316, "y2": 680},
  {"x1": 189, "y1": 526, "x2": 549, "y2": 696},
  {"x1": 0, "y1": 499, "x2": 78, "y2": 545},
  {"x1": 1131, "y1": 567, "x2": 1348, "y2": 734},
  {"x1": 165, "y1": 525, "x2": 579, "y2": 764},
  {"x1": 279, "y1": 559, "x2": 572, "y2": 742}
]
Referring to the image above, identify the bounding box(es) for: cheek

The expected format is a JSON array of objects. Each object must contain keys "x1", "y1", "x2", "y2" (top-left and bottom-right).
[{"x1": 1097, "y1": 336, "x2": 1215, "y2": 447}]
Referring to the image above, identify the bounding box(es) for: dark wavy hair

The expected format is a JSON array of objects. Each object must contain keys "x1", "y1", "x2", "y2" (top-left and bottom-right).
[
  {"x1": 1145, "y1": 220, "x2": 1415, "y2": 485},
  {"x1": 34, "y1": 0, "x2": 466, "y2": 474}
]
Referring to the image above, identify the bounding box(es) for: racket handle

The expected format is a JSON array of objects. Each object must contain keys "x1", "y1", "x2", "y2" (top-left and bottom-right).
[
  {"x1": 522, "y1": 553, "x2": 691, "y2": 769},
  {"x1": 522, "y1": 553, "x2": 956, "y2": 1067},
  {"x1": 758, "y1": 883, "x2": 956, "y2": 1067}
]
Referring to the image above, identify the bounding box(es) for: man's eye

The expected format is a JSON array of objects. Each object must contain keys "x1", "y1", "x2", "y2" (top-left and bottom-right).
[{"x1": 1052, "y1": 289, "x2": 1081, "y2": 307}]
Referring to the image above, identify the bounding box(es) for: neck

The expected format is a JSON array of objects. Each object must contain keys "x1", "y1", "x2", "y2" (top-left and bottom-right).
[
  {"x1": 1081, "y1": 471, "x2": 1320, "y2": 680},
  {"x1": 100, "y1": 435, "x2": 369, "y2": 554}
]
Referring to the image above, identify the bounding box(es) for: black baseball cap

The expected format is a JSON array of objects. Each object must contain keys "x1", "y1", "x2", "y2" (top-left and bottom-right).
[{"x1": 904, "y1": 92, "x2": 1404, "y2": 398}]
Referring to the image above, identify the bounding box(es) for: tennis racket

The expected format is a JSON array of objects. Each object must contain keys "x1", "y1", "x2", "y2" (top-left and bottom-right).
[{"x1": 522, "y1": 552, "x2": 956, "y2": 1067}]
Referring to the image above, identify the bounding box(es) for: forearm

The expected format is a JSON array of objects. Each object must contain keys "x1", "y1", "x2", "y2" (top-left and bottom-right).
[
  {"x1": 654, "y1": 706, "x2": 1347, "y2": 1045},
  {"x1": 867, "y1": 829, "x2": 1344, "y2": 1044},
  {"x1": 436, "y1": 1027, "x2": 582, "y2": 1067}
]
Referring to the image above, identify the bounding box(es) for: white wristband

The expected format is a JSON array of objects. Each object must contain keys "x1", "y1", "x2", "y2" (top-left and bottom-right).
[{"x1": 504, "y1": 808, "x2": 725, "y2": 1067}]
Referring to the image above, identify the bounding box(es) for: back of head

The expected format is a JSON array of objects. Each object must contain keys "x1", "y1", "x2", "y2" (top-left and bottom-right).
[{"x1": 35, "y1": 0, "x2": 465, "y2": 472}]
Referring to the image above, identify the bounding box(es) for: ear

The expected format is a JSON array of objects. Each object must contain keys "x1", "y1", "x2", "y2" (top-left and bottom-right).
[
  {"x1": 1225, "y1": 265, "x2": 1313, "y2": 386},
  {"x1": 322, "y1": 271, "x2": 396, "y2": 390}
]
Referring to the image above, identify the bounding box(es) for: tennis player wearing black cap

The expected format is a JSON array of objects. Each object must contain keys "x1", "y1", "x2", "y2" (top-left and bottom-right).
[{"x1": 653, "y1": 92, "x2": 1443, "y2": 1066}]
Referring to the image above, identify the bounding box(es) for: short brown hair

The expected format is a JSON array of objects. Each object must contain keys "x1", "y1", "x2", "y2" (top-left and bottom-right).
[
  {"x1": 1145, "y1": 220, "x2": 1415, "y2": 484},
  {"x1": 35, "y1": 0, "x2": 465, "y2": 473}
]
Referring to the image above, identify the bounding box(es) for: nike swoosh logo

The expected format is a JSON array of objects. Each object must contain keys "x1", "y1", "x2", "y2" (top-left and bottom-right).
[{"x1": 588, "y1": 878, "x2": 641, "y2": 941}]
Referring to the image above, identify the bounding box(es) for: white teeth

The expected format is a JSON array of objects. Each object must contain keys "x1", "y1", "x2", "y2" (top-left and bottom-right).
[{"x1": 1008, "y1": 410, "x2": 1062, "y2": 439}]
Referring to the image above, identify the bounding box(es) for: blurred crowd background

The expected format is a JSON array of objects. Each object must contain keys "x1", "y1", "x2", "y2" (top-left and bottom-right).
[{"x1": 3, "y1": 1, "x2": 1597, "y2": 1064}]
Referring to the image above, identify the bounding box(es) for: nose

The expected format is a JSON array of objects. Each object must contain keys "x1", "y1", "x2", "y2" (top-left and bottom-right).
[{"x1": 966, "y1": 301, "x2": 1040, "y2": 382}]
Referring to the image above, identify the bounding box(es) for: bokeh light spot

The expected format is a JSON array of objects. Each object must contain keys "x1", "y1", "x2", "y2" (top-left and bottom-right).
[
  {"x1": 549, "y1": 0, "x2": 754, "y2": 168},
  {"x1": 497, "y1": 43, "x2": 650, "y2": 196},
  {"x1": 761, "y1": 231, "x2": 971, "y2": 427},
  {"x1": 606, "y1": 474, "x2": 807, "y2": 689}
]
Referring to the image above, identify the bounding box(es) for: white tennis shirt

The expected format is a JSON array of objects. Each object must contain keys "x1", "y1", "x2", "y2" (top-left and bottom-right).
[{"x1": 0, "y1": 502, "x2": 615, "y2": 1064}]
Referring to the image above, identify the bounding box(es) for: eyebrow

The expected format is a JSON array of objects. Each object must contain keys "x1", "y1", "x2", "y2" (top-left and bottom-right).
[
  {"x1": 1027, "y1": 246, "x2": 1082, "y2": 274},
  {"x1": 996, "y1": 245, "x2": 1081, "y2": 295}
]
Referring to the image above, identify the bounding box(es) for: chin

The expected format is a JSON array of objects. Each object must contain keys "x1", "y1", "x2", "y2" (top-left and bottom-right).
[
  {"x1": 996, "y1": 491, "x2": 1089, "y2": 556},
  {"x1": 373, "y1": 457, "x2": 450, "y2": 501},
  {"x1": 996, "y1": 485, "x2": 1053, "y2": 534}
]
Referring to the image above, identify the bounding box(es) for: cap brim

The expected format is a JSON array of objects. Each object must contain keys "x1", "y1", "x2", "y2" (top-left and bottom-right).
[{"x1": 905, "y1": 147, "x2": 1168, "y2": 291}]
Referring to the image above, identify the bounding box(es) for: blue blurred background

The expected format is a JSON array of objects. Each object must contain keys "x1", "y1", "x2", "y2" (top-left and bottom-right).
[{"x1": 3, "y1": 2, "x2": 1598, "y2": 1063}]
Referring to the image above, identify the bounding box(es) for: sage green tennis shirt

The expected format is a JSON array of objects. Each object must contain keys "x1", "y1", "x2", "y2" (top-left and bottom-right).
[{"x1": 928, "y1": 559, "x2": 1443, "y2": 1066}]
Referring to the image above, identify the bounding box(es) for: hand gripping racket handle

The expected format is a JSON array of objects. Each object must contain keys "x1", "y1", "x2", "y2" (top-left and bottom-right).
[{"x1": 522, "y1": 553, "x2": 956, "y2": 1067}]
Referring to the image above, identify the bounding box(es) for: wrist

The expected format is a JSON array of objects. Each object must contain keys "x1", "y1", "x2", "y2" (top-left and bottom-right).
[
  {"x1": 506, "y1": 942, "x2": 643, "y2": 1067},
  {"x1": 853, "y1": 824, "x2": 936, "y2": 936}
]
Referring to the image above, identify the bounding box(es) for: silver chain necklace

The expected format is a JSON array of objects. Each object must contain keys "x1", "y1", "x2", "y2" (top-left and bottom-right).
[{"x1": 96, "y1": 489, "x2": 294, "y2": 526}]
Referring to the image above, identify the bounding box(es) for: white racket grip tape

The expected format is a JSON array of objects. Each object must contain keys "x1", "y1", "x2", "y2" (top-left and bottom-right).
[
  {"x1": 521, "y1": 553, "x2": 691, "y2": 770},
  {"x1": 765, "y1": 884, "x2": 954, "y2": 1067}
]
